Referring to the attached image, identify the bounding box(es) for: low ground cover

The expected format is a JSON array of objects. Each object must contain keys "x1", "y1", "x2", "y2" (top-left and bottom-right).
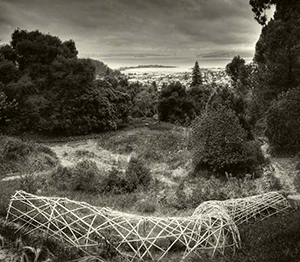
[{"x1": 0, "y1": 136, "x2": 59, "y2": 178}]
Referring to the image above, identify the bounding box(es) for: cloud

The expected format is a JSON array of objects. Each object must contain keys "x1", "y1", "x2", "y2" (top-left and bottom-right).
[{"x1": 0, "y1": 0, "x2": 262, "y2": 55}]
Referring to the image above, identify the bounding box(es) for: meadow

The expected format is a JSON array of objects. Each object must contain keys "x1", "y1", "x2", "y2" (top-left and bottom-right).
[{"x1": 1, "y1": 120, "x2": 299, "y2": 261}]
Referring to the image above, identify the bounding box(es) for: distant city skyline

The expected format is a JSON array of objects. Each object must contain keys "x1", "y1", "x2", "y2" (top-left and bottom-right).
[{"x1": 0, "y1": 0, "x2": 275, "y2": 59}]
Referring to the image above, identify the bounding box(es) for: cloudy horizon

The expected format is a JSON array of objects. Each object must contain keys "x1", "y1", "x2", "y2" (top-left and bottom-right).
[{"x1": 0, "y1": 0, "x2": 273, "y2": 59}]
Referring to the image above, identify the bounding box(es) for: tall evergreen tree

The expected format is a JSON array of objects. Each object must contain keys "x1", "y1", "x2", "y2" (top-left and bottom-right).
[
  {"x1": 250, "y1": 0, "x2": 300, "y2": 109},
  {"x1": 191, "y1": 61, "x2": 202, "y2": 86}
]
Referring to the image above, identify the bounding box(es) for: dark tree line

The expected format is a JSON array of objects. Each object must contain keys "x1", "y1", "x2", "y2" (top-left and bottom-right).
[
  {"x1": 0, "y1": 29, "x2": 131, "y2": 135},
  {"x1": 248, "y1": 0, "x2": 300, "y2": 154}
]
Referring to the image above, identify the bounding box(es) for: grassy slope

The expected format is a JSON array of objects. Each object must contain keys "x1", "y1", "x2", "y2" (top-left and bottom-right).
[
  {"x1": 0, "y1": 136, "x2": 59, "y2": 178},
  {"x1": 1, "y1": 122, "x2": 300, "y2": 261},
  {"x1": 232, "y1": 208, "x2": 300, "y2": 262}
]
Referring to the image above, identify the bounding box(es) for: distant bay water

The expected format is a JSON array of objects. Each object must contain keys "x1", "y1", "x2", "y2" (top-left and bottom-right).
[{"x1": 93, "y1": 55, "x2": 253, "y2": 73}]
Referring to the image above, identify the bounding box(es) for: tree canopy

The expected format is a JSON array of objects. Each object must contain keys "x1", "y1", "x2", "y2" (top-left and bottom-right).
[{"x1": 0, "y1": 29, "x2": 131, "y2": 135}]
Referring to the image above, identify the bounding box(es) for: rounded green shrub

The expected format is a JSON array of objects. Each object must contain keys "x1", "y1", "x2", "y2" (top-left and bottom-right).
[
  {"x1": 70, "y1": 160, "x2": 100, "y2": 192},
  {"x1": 190, "y1": 106, "x2": 264, "y2": 176},
  {"x1": 51, "y1": 160, "x2": 101, "y2": 193},
  {"x1": 124, "y1": 155, "x2": 151, "y2": 192}
]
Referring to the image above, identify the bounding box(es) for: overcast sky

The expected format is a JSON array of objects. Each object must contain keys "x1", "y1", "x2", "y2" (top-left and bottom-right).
[{"x1": 0, "y1": 0, "x2": 267, "y2": 57}]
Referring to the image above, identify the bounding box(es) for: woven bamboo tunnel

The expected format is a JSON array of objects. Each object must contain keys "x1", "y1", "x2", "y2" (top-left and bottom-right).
[
  {"x1": 193, "y1": 191, "x2": 292, "y2": 225},
  {"x1": 6, "y1": 191, "x2": 240, "y2": 261}
]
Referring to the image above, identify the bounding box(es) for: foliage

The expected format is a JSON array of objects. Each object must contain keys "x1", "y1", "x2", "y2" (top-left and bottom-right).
[
  {"x1": 0, "y1": 222, "x2": 82, "y2": 261},
  {"x1": 19, "y1": 174, "x2": 39, "y2": 194},
  {"x1": 187, "y1": 85, "x2": 211, "y2": 115},
  {"x1": 0, "y1": 180, "x2": 20, "y2": 217},
  {"x1": 51, "y1": 160, "x2": 101, "y2": 193},
  {"x1": 191, "y1": 61, "x2": 202, "y2": 86},
  {"x1": 124, "y1": 155, "x2": 152, "y2": 192},
  {"x1": 190, "y1": 107, "x2": 264, "y2": 176},
  {"x1": 69, "y1": 160, "x2": 101, "y2": 192},
  {"x1": 98, "y1": 156, "x2": 151, "y2": 194},
  {"x1": 132, "y1": 87, "x2": 158, "y2": 118},
  {"x1": 187, "y1": 172, "x2": 279, "y2": 208},
  {"x1": 100, "y1": 167, "x2": 128, "y2": 194},
  {"x1": 208, "y1": 86, "x2": 254, "y2": 139},
  {"x1": 225, "y1": 55, "x2": 252, "y2": 95},
  {"x1": 50, "y1": 165, "x2": 73, "y2": 191},
  {"x1": 0, "y1": 136, "x2": 58, "y2": 176},
  {"x1": 252, "y1": 1, "x2": 300, "y2": 112},
  {"x1": 249, "y1": 0, "x2": 295, "y2": 25},
  {"x1": 158, "y1": 81, "x2": 196, "y2": 125},
  {"x1": 231, "y1": 208, "x2": 300, "y2": 262},
  {"x1": 134, "y1": 198, "x2": 157, "y2": 213},
  {"x1": 51, "y1": 156, "x2": 151, "y2": 195},
  {"x1": 90, "y1": 59, "x2": 120, "y2": 78},
  {"x1": 0, "y1": 29, "x2": 132, "y2": 135},
  {"x1": 265, "y1": 87, "x2": 300, "y2": 154}
]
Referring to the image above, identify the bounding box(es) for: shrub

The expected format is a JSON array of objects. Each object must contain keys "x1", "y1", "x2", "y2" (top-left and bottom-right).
[
  {"x1": 100, "y1": 167, "x2": 127, "y2": 194},
  {"x1": 157, "y1": 82, "x2": 196, "y2": 125},
  {"x1": 0, "y1": 136, "x2": 58, "y2": 176},
  {"x1": 190, "y1": 107, "x2": 264, "y2": 176},
  {"x1": 74, "y1": 149, "x2": 96, "y2": 158},
  {"x1": 69, "y1": 160, "x2": 100, "y2": 192},
  {"x1": 124, "y1": 155, "x2": 151, "y2": 192},
  {"x1": 134, "y1": 198, "x2": 156, "y2": 213},
  {"x1": 51, "y1": 160, "x2": 100, "y2": 193},
  {"x1": 296, "y1": 162, "x2": 300, "y2": 171},
  {"x1": 50, "y1": 165, "x2": 74, "y2": 191},
  {"x1": 187, "y1": 174, "x2": 265, "y2": 208},
  {"x1": 0, "y1": 136, "x2": 33, "y2": 161},
  {"x1": 294, "y1": 171, "x2": 300, "y2": 193},
  {"x1": 266, "y1": 87, "x2": 300, "y2": 154},
  {"x1": 172, "y1": 182, "x2": 188, "y2": 210},
  {"x1": 19, "y1": 174, "x2": 39, "y2": 194}
]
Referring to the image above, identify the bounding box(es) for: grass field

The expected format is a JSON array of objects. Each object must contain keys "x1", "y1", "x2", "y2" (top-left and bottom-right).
[{"x1": 0, "y1": 121, "x2": 299, "y2": 261}]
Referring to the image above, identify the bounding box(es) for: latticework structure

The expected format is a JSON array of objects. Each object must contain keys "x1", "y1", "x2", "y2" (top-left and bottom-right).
[
  {"x1": 193, "y1": 191, "x2": 292, "y2": 225},
  {"x1": 6, "y1": 191, "x2": 240, "y2": 261}
]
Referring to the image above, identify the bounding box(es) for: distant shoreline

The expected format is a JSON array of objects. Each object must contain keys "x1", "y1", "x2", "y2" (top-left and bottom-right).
[{"x1": 119, "y1": 65, "x2": 178, "y2": 71}]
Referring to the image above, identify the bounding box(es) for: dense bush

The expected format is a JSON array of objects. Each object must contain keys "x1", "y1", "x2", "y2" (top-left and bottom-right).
[
  {"x1": 18, "y1": 174, "x2": 39, "y2": 194},
  {"x1": 51, "y1": 160, "x2": 100, "y2": 193},
  {"x1": 124, "y1": 155, "x2": 152, "y2": 192},
  {"x1": 100, "y1": 167, "x2": 128, "y2": 194},
  {"x1": 158, "y1": 82, "x2": 196, "y2": 125},
  {"x1": 69, "y1": 160, "x2": 100, "y2": 192},
  {"x1": 190, "y1": 107, "x2": 264, "y2": 176},
  {"x1": 51, "y1": 156, "x2": 151, "y2": 194},
  {"x1": 134, "y1": 198, "x2": 157, "y2": 213},
  {"x1": 266, "y1": 87, "x2": 300, "y2": 155},
  {"x1": 0, "y1": 136, "x2": 58, "y2": 176}
]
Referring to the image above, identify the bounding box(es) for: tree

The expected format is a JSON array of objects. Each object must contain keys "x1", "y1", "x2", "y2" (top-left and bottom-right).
[
  {"x1": 191, "y1": 61, "x2": 202, "y2": 86},
  {"x1": 0, "y1": 54, "x2": 19, "y2": 85},
  {"x1": 158, "y1": 82, "x2": 196, "y2": 125},
  {"x1": 187, "y1": 85, "x2": 211, "y2": 115},
  {"x1": 0, "y1": 90, "x2": 18, "y2": 132},
  {"x1": 190, "y1": 106, "x2": 264, "y2": 176},
  {"x1": 250, "y1": 0, "x2": 300, "y2": 107},
  {"x1": 0, "y1": 29, "x2": 129, "y2": 135},
  {"x1": 266, "y1": 87, "x2": 300, "y2": 154},
  {"x1": 249, "y1": 0, "x2": 296, "y2": 25},
  {"x1": 133, "y1": 89, "x2": 158, "y2": 118},
  {"x1": 226, "y1": 55, "x2": 250, "y2": 91}
]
